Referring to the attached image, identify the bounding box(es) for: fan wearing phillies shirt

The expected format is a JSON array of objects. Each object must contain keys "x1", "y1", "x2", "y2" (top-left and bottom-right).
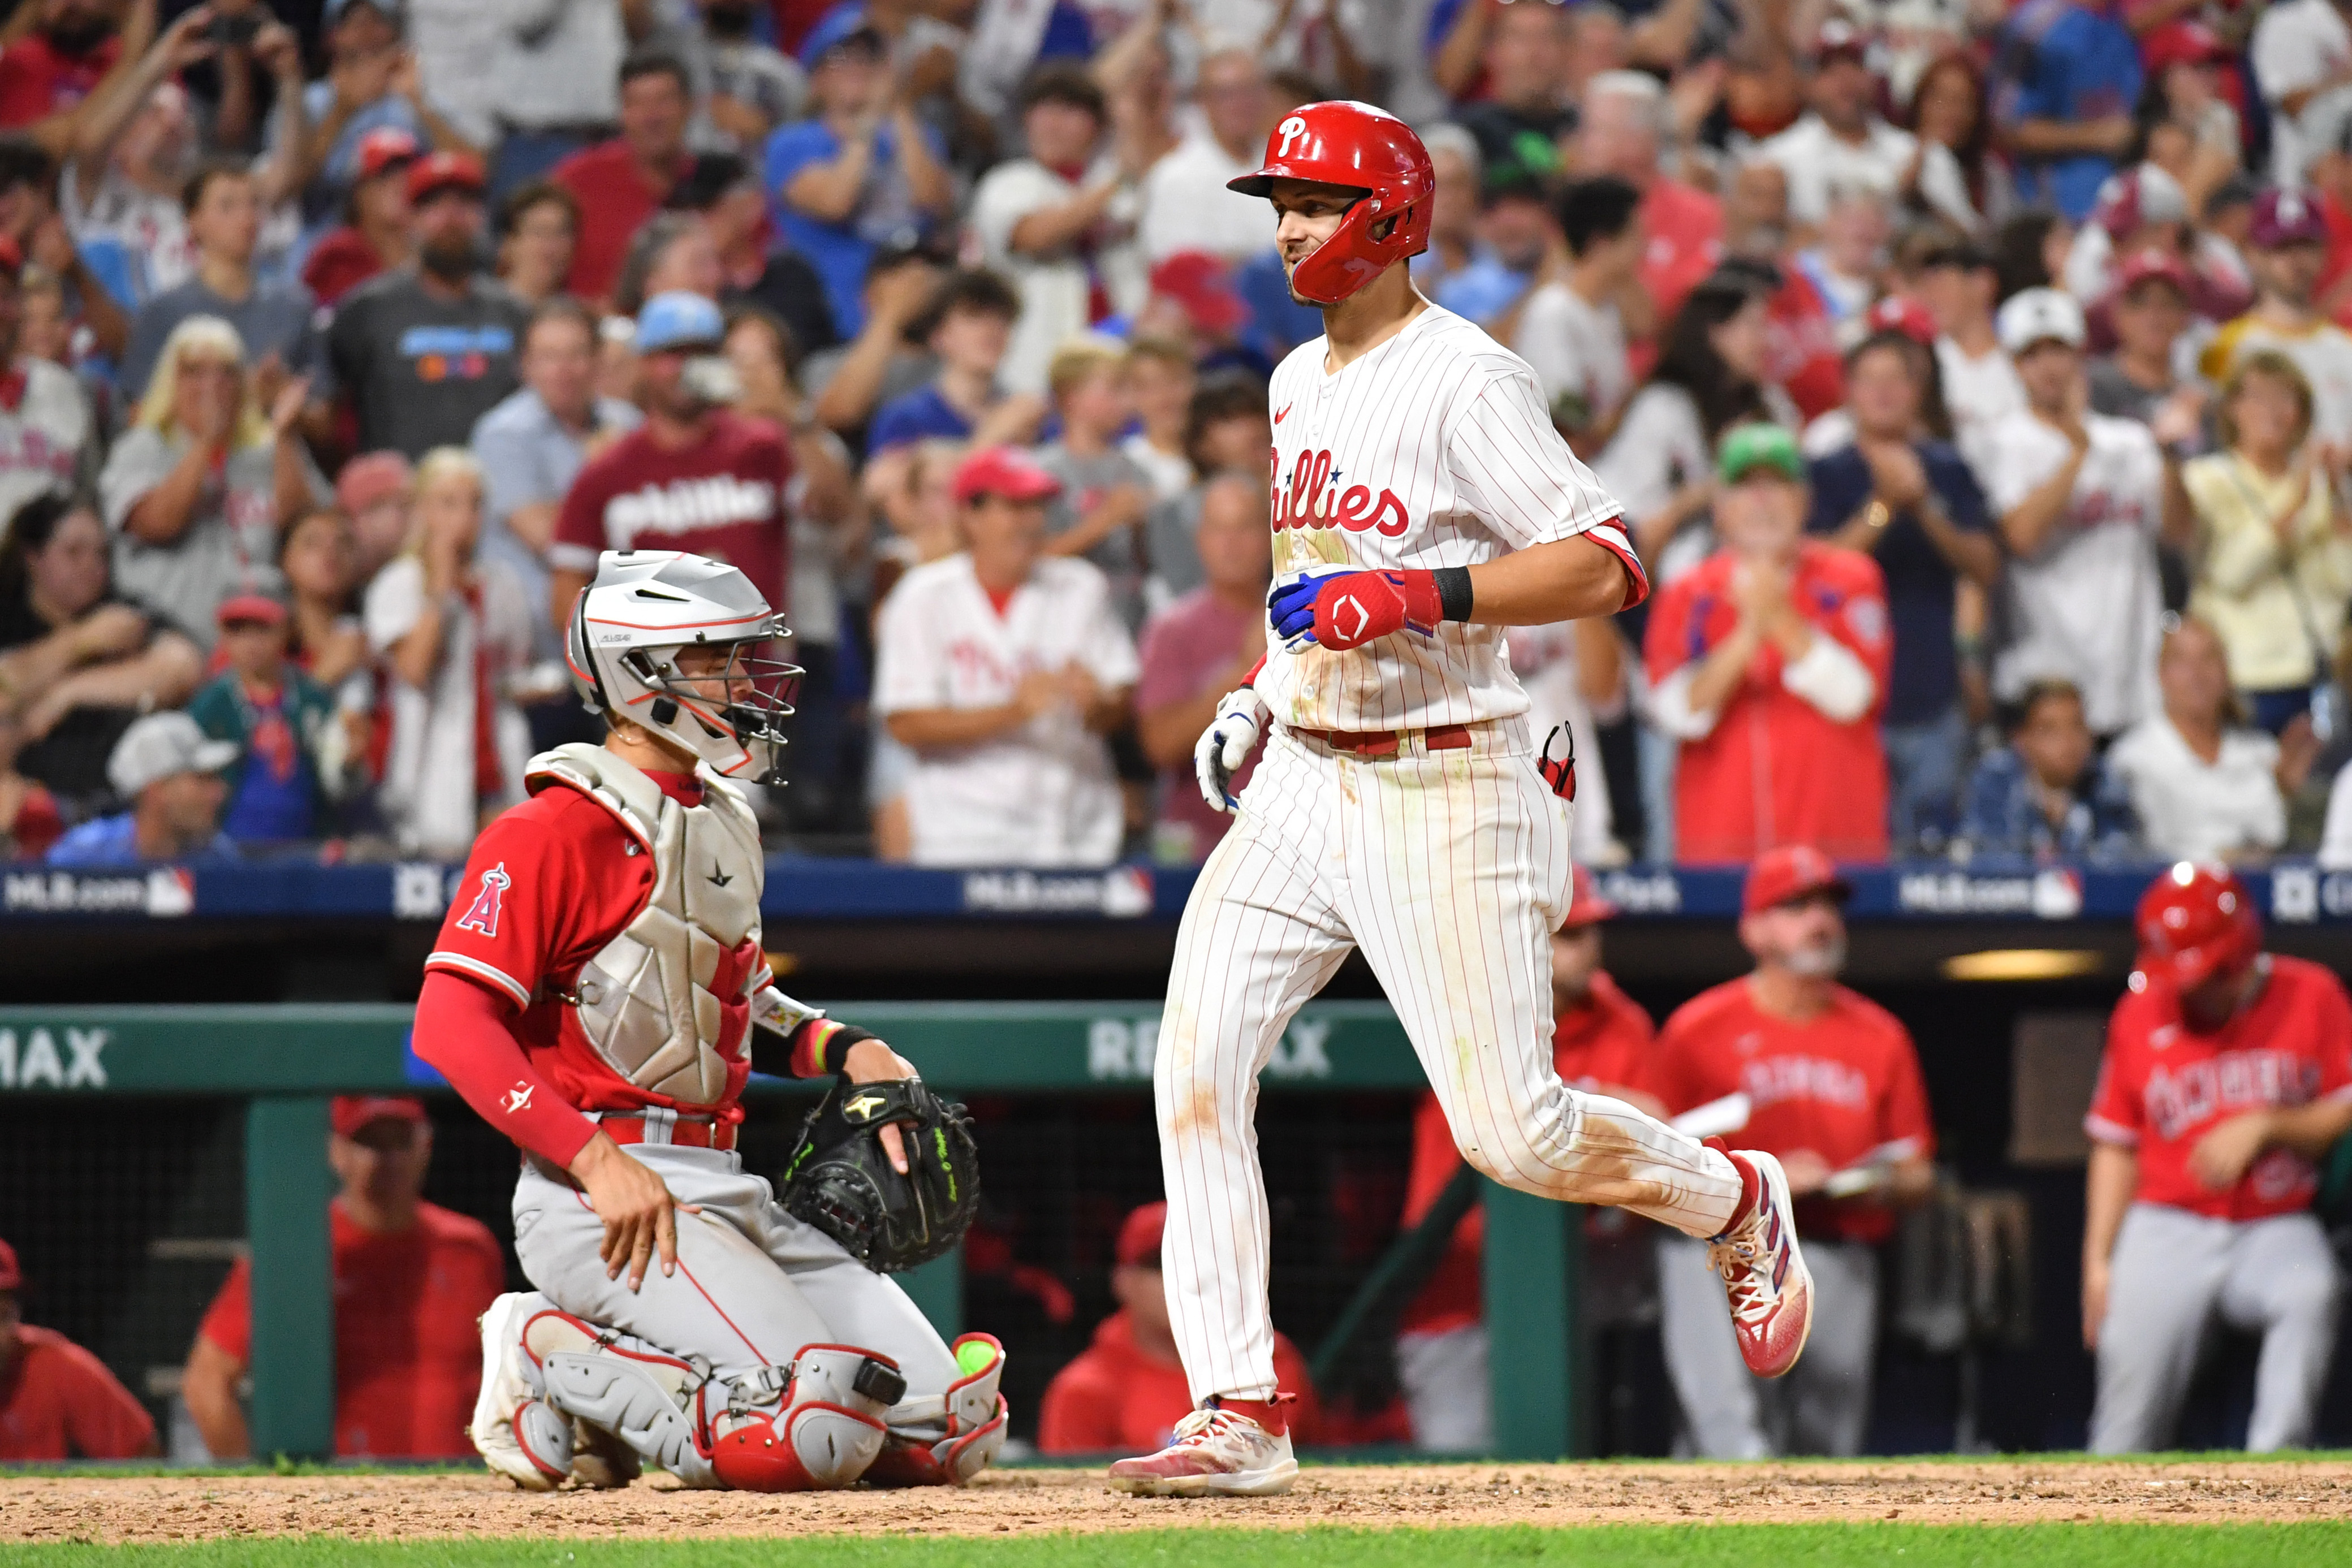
[
  {"x1": 547, "y1": 292, "x2": 792, "y2": 632},
  {"x1": 415, "y1": 548, "x2": 1008, "y2": 1494},
  {"x1": 1647, "y1": 846, "x2": 1935, "y2": 1458},
  {"x1": 1112, "y1": 100, "x2": 1815, "y2": 1500},
  {"x1": 2082, "y1": 863, "x2": 2352, "y2": 1453}
]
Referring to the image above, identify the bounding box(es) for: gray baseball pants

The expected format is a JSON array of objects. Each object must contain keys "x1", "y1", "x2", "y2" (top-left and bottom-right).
[{"x1": 1658, "y1": 1233, "x2": 1879, "y2": 1458}]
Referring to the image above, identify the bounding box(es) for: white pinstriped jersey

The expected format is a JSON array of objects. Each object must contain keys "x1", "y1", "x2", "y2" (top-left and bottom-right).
[{"x1": 1255, "y1": 304, "x2": 1637, "y2": 734}]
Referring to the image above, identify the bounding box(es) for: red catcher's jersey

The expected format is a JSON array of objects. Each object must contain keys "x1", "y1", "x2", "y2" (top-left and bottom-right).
[
  {"x1": 422, "y1": 769, "x2": 753, "y2": 1118},
  {"x1": 1650, "y1": 977, "x2": 1934, "y2": 1245},
  {"x1": 1398, "y1": 973, "x2": 1658, "y2": 1336},
  {"x1": 2086, "y1": 955, "x2": 2352, "y2": 1221}
]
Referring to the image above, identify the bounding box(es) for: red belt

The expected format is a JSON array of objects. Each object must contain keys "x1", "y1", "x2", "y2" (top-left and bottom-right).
[
  {"x1": 1291, "y1": 723, "x2": 1475, "y2": 759},
  {"x1": 598, "y1": 1112, "x2": 736, "y2": 1151}
]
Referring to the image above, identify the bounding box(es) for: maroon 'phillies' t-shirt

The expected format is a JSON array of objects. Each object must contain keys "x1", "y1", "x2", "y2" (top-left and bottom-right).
[{"x1": 550, "y1": 410, "x2": 793, "y2": 609}]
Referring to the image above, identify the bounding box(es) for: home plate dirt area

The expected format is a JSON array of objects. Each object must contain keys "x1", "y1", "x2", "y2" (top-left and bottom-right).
[{"x1": 5, "y1": 1459, "x2": 2350, "y2": 1543}]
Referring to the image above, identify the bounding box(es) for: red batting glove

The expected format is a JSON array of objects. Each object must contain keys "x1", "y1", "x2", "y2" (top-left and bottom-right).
[{"x1": 1312, "y1": 569, "x2": 1443, "y2": 651}]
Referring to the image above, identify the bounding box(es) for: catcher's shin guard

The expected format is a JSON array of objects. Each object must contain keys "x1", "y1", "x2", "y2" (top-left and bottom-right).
[
  {"x1": 707, "y1": 1345, "x2": 906, "y2": 1492},
  {"x1": 865, "y1": 1333, "x2": 1009, "y2": 1487},
  {"x1": 520, "y1": 1308, "x2": 723, "y2": 1488}
]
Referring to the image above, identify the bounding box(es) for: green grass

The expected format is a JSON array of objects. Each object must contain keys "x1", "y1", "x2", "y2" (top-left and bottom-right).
[{"x1": 6, "y1": 1526, "x2": 2352, "y2": 1568}]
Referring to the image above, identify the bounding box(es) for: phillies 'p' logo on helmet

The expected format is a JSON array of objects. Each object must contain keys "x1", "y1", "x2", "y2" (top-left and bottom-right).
[{"x1": 1228, "y1": 100, "x2": 1435, "y2": 305}]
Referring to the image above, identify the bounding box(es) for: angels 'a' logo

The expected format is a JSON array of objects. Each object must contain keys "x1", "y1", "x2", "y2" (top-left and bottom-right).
[
  {"x1": 455, "y1": 863, "x2": 512, "y2": 937},
  {"x1": 1276, "y1": 115, "x2": 1309, "y2": 158}
]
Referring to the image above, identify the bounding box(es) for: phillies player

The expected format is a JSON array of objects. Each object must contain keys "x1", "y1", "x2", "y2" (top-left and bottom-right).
[
  {"x1": 2083, "y1": 863, "x2": 2352, "y2": 1453},
  {"x1": 1108, "y1": 101, "x2": 1816, "y2": 1497},
  {"x1": 1646, "y1": 846, "x2": 1935, "y2": 1458},
  {"x1": 414, "y1": 548, "x2": 1008, "y2": 1493}
]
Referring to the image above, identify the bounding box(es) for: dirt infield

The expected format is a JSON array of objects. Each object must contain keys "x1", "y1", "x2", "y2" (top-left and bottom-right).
[{"x1": 5, "y1": 1459, "x2": 2349, "y2": 1543}]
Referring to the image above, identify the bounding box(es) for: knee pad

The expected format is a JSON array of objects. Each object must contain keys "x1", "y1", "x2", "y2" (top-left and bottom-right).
[
  {"x1": 707, "y1": 1344, "x2": 906, "y2": 1493},
  {"x1": 865, "y1": 1333, "x2": 1009, "y2": 1488},
  {"x1": 520, "y1": 1308, "x2": 722, "y2": 1489}
]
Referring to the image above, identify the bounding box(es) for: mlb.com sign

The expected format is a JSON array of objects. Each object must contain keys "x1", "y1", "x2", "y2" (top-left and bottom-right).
[
  {"x1": 0, "y1": 1026, "x2": 109, "y2": 1088},
  {"x1": 1086, "y1": 1016, "x2": 1333, "y2": 1082}
]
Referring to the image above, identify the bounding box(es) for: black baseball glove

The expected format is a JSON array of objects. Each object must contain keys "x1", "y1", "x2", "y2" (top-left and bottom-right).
[{"x1": 778, "y1": 1077, "x2": 979, "y2": 1273}]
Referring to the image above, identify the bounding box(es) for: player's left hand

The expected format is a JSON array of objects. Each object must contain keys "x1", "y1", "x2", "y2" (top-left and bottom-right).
[
  {"x1": 842, "y1": 1037, "x2": 919, "y2": 1174},
  {"x1": 2188, "y1": 1109, "x2": 2275, "y2": 1191},
  {"x1": 1268, "y1": 569, "x2": 1442, "y2": 653}
]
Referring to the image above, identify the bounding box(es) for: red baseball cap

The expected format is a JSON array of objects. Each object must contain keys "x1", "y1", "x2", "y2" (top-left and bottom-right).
[
  {"x1": 2112, "y1": 247, "x2": 2194, "y2": 299},
  {"x1": 1865, "y1": 293, "x2": 1939, "y2": 347},
  {"x1": 216, "y1": 592, "x2": 287, "y2": 628},
  {"x1": 355, "y1": 126, "x2": 421, "y2": 183},
  {"x1": 1742, "y1": 845, "x2": 1852, "y2": 916},
  {"x1": 330, "y1": 1094, "x2": 427, "y2": 1138},
  {"x1": 2143, "y1": 20, "x2": 2226, "y2": 77},
  {"x1": 2251, "y1": 187, "x2": 2328, "y2": 250},
  {"x1": 1149, "y1": 251, "x2": 1249, "y2": 336},
  {"x1": 1560, "y1": 867, "x2": 1619, "y2": 928},
  {"x1": 1115, "y1": 1202, "x2": 1167, "y2": 1268},
  {"x1": 335, "y1": 449, "x2": 413, "y2": 513},
  {"x1": 952, "y1": 446, "x2": 1061, "y2": 506},
  {"x1": 407, "y1": 150, "x2": 486, "y2": 204},
  {"x1": 0, "y1": 1237, "x2": 19, "y2": 1292}
]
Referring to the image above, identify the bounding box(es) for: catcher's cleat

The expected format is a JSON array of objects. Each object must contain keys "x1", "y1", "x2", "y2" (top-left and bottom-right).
[
  {"x1": 1707, "y1": 1146, "x2": 1815, "y2": 1380},
  {"x1": 1107, "y1": 1397, "x2": 1297, "y2": 1497}
]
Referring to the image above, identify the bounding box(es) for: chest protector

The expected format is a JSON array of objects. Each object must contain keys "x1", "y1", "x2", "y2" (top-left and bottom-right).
[{"x1": 528, "y1": 744, "x2": 766, "y2": 1107}]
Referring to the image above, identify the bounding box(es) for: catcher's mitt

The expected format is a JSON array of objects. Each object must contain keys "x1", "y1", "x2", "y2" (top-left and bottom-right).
[{"x1": 779, "y1": 1077, "x2": 979, "y2": 1273}]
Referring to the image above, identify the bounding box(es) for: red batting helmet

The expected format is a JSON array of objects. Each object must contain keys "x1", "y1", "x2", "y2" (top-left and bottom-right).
[
  {"x1": 1227, "y1": 100, "x2": 1434, "y2": 305},
  {"x1": 2134, "y1": 862, "x2": 2261, "y2": 992}
]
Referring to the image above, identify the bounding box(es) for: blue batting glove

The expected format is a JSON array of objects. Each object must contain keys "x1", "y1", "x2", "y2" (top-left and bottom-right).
[{"x1": 1268, "y1": 572, "x2": 1327, "y2": 649}]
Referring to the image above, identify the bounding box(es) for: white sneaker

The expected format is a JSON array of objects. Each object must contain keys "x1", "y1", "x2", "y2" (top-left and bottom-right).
[{"x1": 1106, "y1": 1405, "x2": 1298, "y2": 1497}]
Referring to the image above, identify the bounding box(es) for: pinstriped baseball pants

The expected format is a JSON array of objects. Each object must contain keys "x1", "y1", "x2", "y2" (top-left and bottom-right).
[{"x1": 1155, "y1": 723, "x2": 1747, "y2": 1405}]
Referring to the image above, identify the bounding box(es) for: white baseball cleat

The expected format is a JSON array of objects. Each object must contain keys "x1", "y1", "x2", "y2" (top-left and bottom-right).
[
  {"x1": 1708, "y1": 1148, "x2": 1814, "y2": 1379},
  {"x1": 471, "y1": 1293, "x2": 564, "y2": 1491},
  {"x1": 1106, "y1": 1402, "x2": 1298, "y2": 1497}
]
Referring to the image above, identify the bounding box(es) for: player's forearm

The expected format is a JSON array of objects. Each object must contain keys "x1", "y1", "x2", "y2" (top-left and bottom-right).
[
  {"x1": 2082, "y1": 1142, "x2": 2139, "y2": 1266},
  {"x1": 413, "y1": 971, "x2": 598, "y2": 1166},
  {"x1": 1464, "y1": 533, "x2": 1642, "y2": 624},
  {"x1": 2257, "y1": 1096, "x2": 2352, "y2": 1160},
  {"x1": 182, "y1": 1338, "x2": 251, "y2": 1459}
]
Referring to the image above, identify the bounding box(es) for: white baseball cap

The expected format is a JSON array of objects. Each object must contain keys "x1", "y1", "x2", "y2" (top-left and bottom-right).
[
  {"x1": 107, "y1": 711, "x2": 237, "y2": 799},
  {"x1": 1996, "y1": 287, "x2": 2086, "y2": 356}
]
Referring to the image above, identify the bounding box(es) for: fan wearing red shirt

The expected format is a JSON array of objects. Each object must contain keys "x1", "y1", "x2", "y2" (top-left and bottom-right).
[
  {"x1": 547, "y1": 292, "x2": 791, "y2": 633},
  {"x1": 0, "y1": 0, "x2": 121, "y2": 137},
  {"x1": 2082, "y1": 863, "x2": 2352, "y2": 1454},
  {"x1": 180, "y1": 1097, "x2": 502, "y2": 1459},
  {"x1": 1645, "y1": 423, "x2": 1893, "y2": 863},
  {"x1": 1391, "y1": 870, "x2": 1662, "y2": 1453},
  {"x1": 1649, "y1": 847, "x2": 1935, "y2": 1458},
  {"x1": 0, "y1": 1237, "x2": 156, "y2": 1459},
  {"x1": 1038, "y1": 1204, "x2": 1323, "y2": 1455},
  {"x1": 550, "y1": 51, "x2": 695, "y2": 305}
]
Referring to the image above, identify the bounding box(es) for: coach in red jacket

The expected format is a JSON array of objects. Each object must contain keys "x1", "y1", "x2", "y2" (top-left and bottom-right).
[{"x1": 1644, "y1": 424, "x2": 1893, "y2": 863}]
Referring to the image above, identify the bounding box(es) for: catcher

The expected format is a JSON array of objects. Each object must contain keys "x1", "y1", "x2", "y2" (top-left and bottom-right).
[{"x1": 412, "y1": 550, "x2": 1004, "y2": 1493}]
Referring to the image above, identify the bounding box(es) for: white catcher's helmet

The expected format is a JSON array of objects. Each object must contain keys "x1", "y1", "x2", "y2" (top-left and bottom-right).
[{"x1": 565, "y1": 550, "x2": 800, "y2": 783}]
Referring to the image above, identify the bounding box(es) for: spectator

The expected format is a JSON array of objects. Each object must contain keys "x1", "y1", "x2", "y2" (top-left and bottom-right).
[
  {"x1": 2183, "y1": 351, "x2": 2352, "y2": 731},
  {"x1": 1392, "y1": 872, "x2": 1659, "y2": 1455},
  {"x1": 0, "y1": 0, "x2": 125, "y2": 152},
  {"x1": 363, "y1": 446, "x2": 532, "y2": 859},
  {"x1": 321, "y1": 152, "x2": 528, "y2": 460},
  {"x1": 2136, "y1": 27, "x2": 2241, "y2": 218},
  {"x1": 474, "y1": 0, "x2": 624, "y2": 195},
  {"x1": 1645, "y1": 424, "x2": 1892, "y2": 865},
  {"x1": 1135, "y1": 47, "x2": 1273, "y2": 263},
  {"x1": 873, "y1": 446, "x2": 1137, "y2": 867},
  {"x1": 658, "y1": 153, "x2": 836, "y2": 369},
  {"x1": 610, "y1": 210, "x2": 723, "y2": 318},
  {"x1": 1806, "y1": 329, "x2": 1999, "y2": 852},
  {"x1": 492, "y1": 182, "x2": 576, "y2": 312},
  {"x1": 1452, "y1": 0, "x2": 1573, "y2": 187},
  {"x1": 1432, "y1": 172, "x2": 1550, "y2": 329},
  {"x1": 1134, "y1": 472, "x2": 1268, "y2": 864},
  {"x1": 0, "y1": 239, "x2": 94, "y2": 527},
  {"x1": 970, "y1": 62, "x2": 1147, "y2": 398},
  {"x1": 119, "y1": 161, "x2": 314, "y2": 402},
  {"x1": 1789, "y1": 183, "x2": 1892, "y2": 340},
  {"x1": 1571, "y1": 71, "x2": 1721, "y2": 327},
  {"x1": 1910, "y1": 234, "x2": 2023, "y2": 486},
  {"x1": 1758, "y1": 23, "x2": 1918, "y2": 232},
  {"x1": 45, "y1": 709, "x2": 235, "y2": 864},
  {"x1": 866, "y1": 267, "x2": 1038, "y2": 455},
  {"x1": 2106, "y1": 616, "x2": 2306, "y2": 863},
  {"x1": 2203, "y1": 190, "x2": 2352, "y2": 447},
  {"x1": 765, "y1": 17, "x2": 953, "y2": 339},
  {"x1": 1036, "y1": 336, "x2": 1150, "y2": 627},
  {"x1": 101, "y1": 314, "x2": 319, "y2": 647},
  {"x1": 1038, "y1": 1201, "x2": 1322, "y2": 1455},
  {"x1": 1651, "y1": 846, "x2": 1936, "y2": 1458},
  {"x1": 1957, "y1": 677, "x2": 2140, "y2": 863},
  {"x1": 1120, "y1": 335, "x2": 1193, "y2": 503},
  {"x1": 1983, "y1": 287, "x2": 2176, "y2": 738},
  {"x1": 186, "y1": 593, "x2": 344, "y2": 845},
  {"x1": 1996, "y1": 0, "x2": 2142, "y2": 223},
  {"x1": 1143, "y1": 369, "x2": 1270, "y2": 606},
  {"x1": 1900, "y1": 51, "x2": 2010, "y2": 236},
  {"x1": 2090, "y1": 248, "x2": 2204, "y2": 434},
  {"x1": 549, "y1": 292, "x2": 793, "y2": 626},
  {"x1": 696, "y1": 0, "x2": 806, "y2": 154},
  {"x1": 2083, "y1": 866, "x2": 2352, "y2": 1453},
  {"x1": 0, "y1": 495, "x2": 200, "y2": 804},
  {"x1": 0, "y1": 1236, "x2": 155, "y2": 1459},
  {"x1": 2252, "y1": 0, "x2": 2352, "y2": 187},
  {"x1": 1516, "y1": 175, "x2": 1642, "y2": 448},
  {"x1": 299, "y1": 125, "x2": 415, "y2": 309},
  {"x1": 288, "y1": 0, "x2": 477, "y2": 236},
  {"x1": 803, "y1": 241, "x2": 942, "y2": 437},
  {"x1": 183, "y1": 1096, "x2": 504, "y2": 1459},
  {"x1": 0, "y1": 706, "x2": 62, "y2": 856},
  {"x1": 549, "y1": 50, "x2": 697, "y2": 307},
  {"x1": 2060, "y1": 162, "x2": 2188, "y2": 308},
  {"x1": 334, "y1": 447, "x2": 413, "y2": 582},
  {"x1": 1411, "y1": 121, "x2": 1481, "y2": 304},
  {"x1": 276, "y1": 506, "x2": 367, "y2": 688}
]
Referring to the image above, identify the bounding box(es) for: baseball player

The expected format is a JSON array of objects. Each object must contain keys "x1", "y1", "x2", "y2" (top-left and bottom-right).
[
  {"x1": 2083, "y1": 863, "x2": 2352, "y2": 1453},
  {"x1": 1106, "y1": 101, "x2": 1816, "y2": 1498},
  {"x1": 1646, "y1": 846, "x2": 1936, "y2": 1458},
  {"x1": 412, "y1": 549, "x2": 1008, "y2": 1493}
]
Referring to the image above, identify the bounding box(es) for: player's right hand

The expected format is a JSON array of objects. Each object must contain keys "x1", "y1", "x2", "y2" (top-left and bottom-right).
[
  {"x1": 1195, "y1": 686, "x2": 1267, "y2": 815},
  {"x1": 569, "y1": 1133, "x2": 700, "y2": 1293}
]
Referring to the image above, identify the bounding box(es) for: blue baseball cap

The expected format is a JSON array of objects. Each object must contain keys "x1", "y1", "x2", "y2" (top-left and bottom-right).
[
  {"x1": 635, "y1": 292, "x2": 726, "y2": 355},
  {"x1": 799, "y1": 3, "x2": 883, "y2": 67}
]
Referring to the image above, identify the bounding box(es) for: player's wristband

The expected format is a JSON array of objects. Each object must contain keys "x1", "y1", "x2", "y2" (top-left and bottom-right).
[
  {"x1": 1432, "y1": 567, "x2": 1473, "y2": 623},
  {"x1": 791, "y1": 1019, "x2": 878, "y2": 1078}
]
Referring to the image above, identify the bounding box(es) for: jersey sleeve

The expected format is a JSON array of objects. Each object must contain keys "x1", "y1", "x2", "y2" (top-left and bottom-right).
[
  {"x1": 870, "y1": 578, "x2": 947, "y2": 717},
  {"x1": 1817, "y1": 553, "x2": 1895, "y2": 699},
  {"x1": 1875, "y1": 1022, "x2": 1936, "y2": 1163},
  {"x1": 1081, "y1": 573, "x2": 1141, "y2": 690},
  {"x1": 197, "y1": 1256, "x2": 253, "y2": 1363},
  {"x1": 1446, "y1": 368, "x2": 1639, "y2": 575},
  {"x1": 2311, "y1": 970, "x2": 2352, "y2": 1103},
  {"x1": 62, "y1": 1339, "x2": 157, "y2": 1459},
  {"x1": 1641, "y1": 573, "x2": 1702, "y2": 684},
  {"x1": 425, "y1": 807, "x2": 589, "y2": 1005},
  {"x1": 2084, "y1": 1007, "x2": 2144, "y2": 1146}
]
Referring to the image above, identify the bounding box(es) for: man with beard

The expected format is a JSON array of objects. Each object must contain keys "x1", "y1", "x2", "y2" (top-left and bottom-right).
[
  {"x1": 0, "y1": 0, "x2": 123, "y2": 152},
  {"x1": 1647, "y1": 846, "x2": 1936, "y2": 1457},
  {"x1": 319, "y1": 149, "x2": 526, "y2": 457}
]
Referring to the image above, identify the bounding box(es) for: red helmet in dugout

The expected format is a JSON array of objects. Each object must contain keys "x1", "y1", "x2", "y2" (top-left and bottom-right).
[
  {"x1": 2134, "y1": 862, "x2": 2262, "y2": 993},
  {"x1": 1228, "y1": 100, "x2": 1435, "y2": 305}
]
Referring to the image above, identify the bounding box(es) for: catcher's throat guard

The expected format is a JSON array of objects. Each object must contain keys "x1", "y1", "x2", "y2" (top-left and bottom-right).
[{"x1": 779, "y1": 1077, "x2": 980, "y2": 1272}]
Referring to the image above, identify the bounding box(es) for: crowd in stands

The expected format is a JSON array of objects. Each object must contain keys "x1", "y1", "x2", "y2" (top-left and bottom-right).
[{"x1": 12, "y1": 0, "x2": 2352, "y2": 870}]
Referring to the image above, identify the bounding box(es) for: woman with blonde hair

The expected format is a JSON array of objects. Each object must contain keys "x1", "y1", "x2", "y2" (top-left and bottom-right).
[
  {"x1": 361, "y1": 447, "x2": 534, "y2": 859},
  {"x1": 99, "y1": 314, "x2": 320, "y2": 646},
  {"x1": 2181, "y1": 349, "x2": 2352, "y2": 733}
]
